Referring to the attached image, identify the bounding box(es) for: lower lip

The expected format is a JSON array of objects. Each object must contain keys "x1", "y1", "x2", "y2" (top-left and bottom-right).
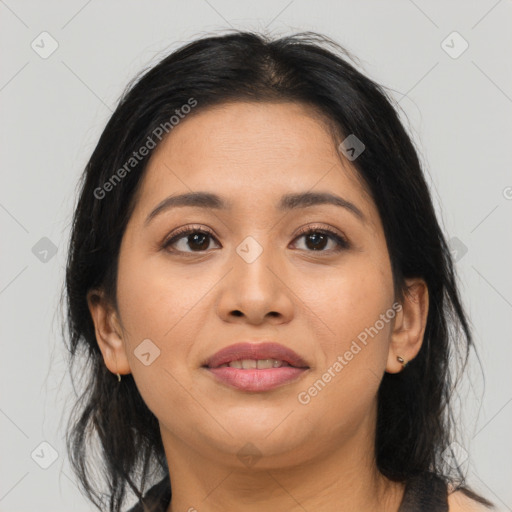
[{"x1": 205, "y1": 366, "x2": 308, "y2": 392}]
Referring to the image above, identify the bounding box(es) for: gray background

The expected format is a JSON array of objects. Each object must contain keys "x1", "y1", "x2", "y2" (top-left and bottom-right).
[{"x1": 1, "y1": 1, "x2": 511, "y2": 510}]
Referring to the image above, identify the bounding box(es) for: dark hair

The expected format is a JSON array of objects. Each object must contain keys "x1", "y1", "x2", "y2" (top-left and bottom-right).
[{"x1": 64, "y1": 30, "x2": 493, "y2": 511}]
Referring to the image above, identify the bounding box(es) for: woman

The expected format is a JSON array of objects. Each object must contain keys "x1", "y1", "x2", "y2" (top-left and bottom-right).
[{"x1": 64, "y1": 30, "x2": 495, "y2": 511}]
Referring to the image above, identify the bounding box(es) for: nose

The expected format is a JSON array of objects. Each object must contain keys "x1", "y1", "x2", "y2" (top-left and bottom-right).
[{"x1": 215, "y1": 236, "x2": 294, "y2": 325}]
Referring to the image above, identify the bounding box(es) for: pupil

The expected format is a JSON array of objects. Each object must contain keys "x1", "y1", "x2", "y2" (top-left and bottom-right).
[
  {"x1": 189, "y1": 233, "x2": 209, "y2": 251},
  {"x1": 307, "y1": 233, "x2": 326, "y2": 250}
]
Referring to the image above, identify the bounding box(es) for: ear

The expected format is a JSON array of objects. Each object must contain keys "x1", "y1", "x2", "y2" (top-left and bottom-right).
[
  {"x1": 86, "y1": 288, "x2": 131, "y2": 376},
  {"x1": 386, "y1": 277, "x2": 429, "y2": 374}
]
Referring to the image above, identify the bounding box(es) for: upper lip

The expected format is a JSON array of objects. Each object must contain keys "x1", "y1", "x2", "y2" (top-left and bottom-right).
[{"x1": 203, "y1": 342, "x2": 309, "y2": 369}]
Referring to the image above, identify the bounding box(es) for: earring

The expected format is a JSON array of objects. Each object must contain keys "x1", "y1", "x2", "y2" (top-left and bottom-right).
[
  {"x1": 397, "y1": 356, "x2": 408, "y2": 368},
  {"x1": 116, "y1": 372, "x2": 121, "y2": 382}
]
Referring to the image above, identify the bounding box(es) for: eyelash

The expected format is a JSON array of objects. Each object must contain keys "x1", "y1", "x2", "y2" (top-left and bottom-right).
[{"x1": 162, "y1": 224, "x2": 350, "y2": 254}]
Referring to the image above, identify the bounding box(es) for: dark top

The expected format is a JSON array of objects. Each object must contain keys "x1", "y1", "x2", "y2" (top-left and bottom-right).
[{"x1": 125, "y1": 471, "x2": 448, "y2": 512}]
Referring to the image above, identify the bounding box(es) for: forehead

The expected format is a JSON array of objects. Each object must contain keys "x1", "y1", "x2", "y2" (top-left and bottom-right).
[{"x1": 132, "y1": 101, "x2": 377, "y2": 225}]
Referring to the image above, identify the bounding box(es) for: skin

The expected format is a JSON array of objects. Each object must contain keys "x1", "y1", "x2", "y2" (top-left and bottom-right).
[{"x1": 86, "y1": 100, "x2": 475, "y2": 511}]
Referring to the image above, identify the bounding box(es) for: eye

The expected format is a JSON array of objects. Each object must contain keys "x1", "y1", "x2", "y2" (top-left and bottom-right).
[
  {"x1": 162, "y1": 224, "x2": 350, "y2": 255},
  {"x1": 162, "y1": 226, "x2": 220, "y2": 253},
  {"x1": 291, "y1": 226, "x2": 349, "y2": 252}
]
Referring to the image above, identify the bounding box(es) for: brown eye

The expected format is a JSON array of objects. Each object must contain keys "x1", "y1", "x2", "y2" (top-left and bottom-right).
[
  {"x1": 163, "y1": 228, "x2": 220, "y2": 253},
  {"x1": 292, "y1": 227, "x2": 349, "y2": 252}
]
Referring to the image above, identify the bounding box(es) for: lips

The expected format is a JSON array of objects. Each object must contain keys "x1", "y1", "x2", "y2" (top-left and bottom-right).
[
  {"x1": 203, "y1": 342, "x2": 309, "y2": 369},
  {"x1": 202, "y1": 342, "x2": 310, "y2": 392}
]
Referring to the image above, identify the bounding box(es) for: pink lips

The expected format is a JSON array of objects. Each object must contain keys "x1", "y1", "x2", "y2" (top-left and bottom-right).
[{"x1": 202, "y1": 342, "x2": 309, "y2": 392}]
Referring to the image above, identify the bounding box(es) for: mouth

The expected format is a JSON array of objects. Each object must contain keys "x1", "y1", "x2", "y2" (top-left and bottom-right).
[
  {"x1": 201, "y1": 342, "x2": 310, "y2": 392},
  {"x1": 213, "y1": 359, "x2": 299, "y2": 369}
]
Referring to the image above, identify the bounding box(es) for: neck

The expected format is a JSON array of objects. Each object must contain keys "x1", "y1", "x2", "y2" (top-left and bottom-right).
[{"x1": 161, "y1": 416, "x2": 405, "y2": 512}]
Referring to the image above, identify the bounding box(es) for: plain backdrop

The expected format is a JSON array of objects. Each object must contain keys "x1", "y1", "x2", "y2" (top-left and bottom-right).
[{"x1": 1, "y1": 1, "x2": 511, "y2": 510}]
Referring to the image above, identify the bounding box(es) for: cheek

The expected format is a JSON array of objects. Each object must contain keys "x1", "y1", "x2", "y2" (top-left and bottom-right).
[
  {"x1": 301, "y1": 265, "x2": 394, "y2": 432},
  {"x1": 116, "y1": 247, "x2": 209, "y2": 341},
  {"x1": 114, "y1": 255, "x2": 207, "y2": 418},
  {"x1": 310, "y1": 254, "x2": 394, "y2": 349},
  {"x1": 297, "y1": 263, "x2": 394, "y2": 433},
  {"x1": 115, "y1": 248, "x2": 222, "y2": 404}
]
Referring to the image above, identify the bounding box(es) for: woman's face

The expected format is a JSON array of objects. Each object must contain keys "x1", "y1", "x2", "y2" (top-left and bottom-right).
[{"x1": 93, "y1": 101, "x2": 424, "y2": 469}]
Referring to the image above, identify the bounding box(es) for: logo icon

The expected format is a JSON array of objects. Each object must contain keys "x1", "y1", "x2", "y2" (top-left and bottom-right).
[
  {"x1": 338, "y1": 134, "x2": 365, "y2": 161},
  {"x1": 134, "y1": 338, "x2": 161, "y2": 366},
  {"x1": 237, "y1": 442, "x2": 263, "y2": 468},
  {"x1": 31, "y1": 32, "x2": 59, "y2": 59},
  {"x1": 31, "y1": 237, "x2": 58, "y2": 263},
  {"x1": 441, "y1": 441, "x2": 469, "y2": 470},
  {"x1": 31, "y1": 441, "x2": 59, "y2": 469},
  {"x1": 236, "y1": 236, "x2": 263, "y2": 264},
  {"x1": 448, "y1": 237, "x2": 468, "y2": 263},
  {"x1": 441, "y1": 32, "x2": 469, "y2": 59}
]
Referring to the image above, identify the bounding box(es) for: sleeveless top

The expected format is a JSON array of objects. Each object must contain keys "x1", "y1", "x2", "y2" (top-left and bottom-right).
[{"x1": 125, "y1": 471, "x2": 449, "y2": 511}]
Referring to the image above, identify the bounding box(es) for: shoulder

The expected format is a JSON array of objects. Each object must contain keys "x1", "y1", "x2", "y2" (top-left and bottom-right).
[{"x1": 447, "y1": 489, "x2": 493, "y2": 511}]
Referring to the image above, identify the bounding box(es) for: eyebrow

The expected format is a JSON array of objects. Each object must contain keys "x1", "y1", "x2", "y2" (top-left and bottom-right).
[{"x1": 144, "y1": 191, "x2": 366, "y2": 226}]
